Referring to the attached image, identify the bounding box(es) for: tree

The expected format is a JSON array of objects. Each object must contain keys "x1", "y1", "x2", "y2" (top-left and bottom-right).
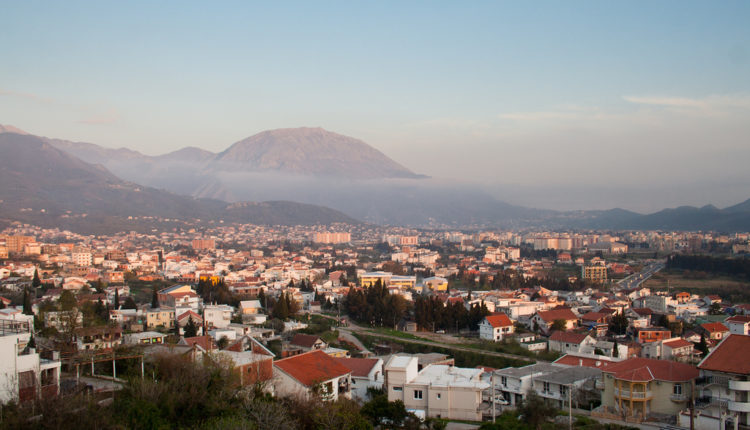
[
  {"x1": 122, "y1": 296, "x2": 137, "y2": 310},
  {"x1": 183, "y1": 316, "x2": 198, "y2": 338},
  {"x1": 696, "y1": 333, "x2": 709, "y2": 356},
  {"x1": 114, "y1": 288, "x2": 120, "y2": 310},
  {"x1": 22, "y1": 289, "x2": 33, "y2": 315},
  {"x1": 32, "y1": 268, "x2": 42, "y2": 289},
  {"x1": 0, "y1": 299, "x2": 5, "y2": 309},
  {"x1": 609, "y1": 310, "x2": 629, "y2": 335},
  {"x1": 550, "y1": 319, "x2": 567, "y2": 332},
  {"x1": 151, "y1": 287, "x2": 159, "y2": 309},
  {"x1": 517, "y1": 390, "x2": 557, "y2": 430},
  {"x1": 612, "y1": 339, "x2": 620, "y2": 358}
]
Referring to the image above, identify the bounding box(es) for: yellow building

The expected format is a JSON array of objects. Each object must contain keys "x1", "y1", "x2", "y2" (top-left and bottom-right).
[
  {"x1": 582, "y1": 265, "x2": 608, "y2": 282},
  {"x1": 598, "y1": 358, "x2": 698, "y2": 422},
  {"x1": 146, "y1": 309, "x2": 175, "y2": 330},
  {"x1": 359, "y1": 271, "x2": 392, "y2": 287},
  {"x1": 423, "y1": 277, "x2": 448, "y2": 292}
]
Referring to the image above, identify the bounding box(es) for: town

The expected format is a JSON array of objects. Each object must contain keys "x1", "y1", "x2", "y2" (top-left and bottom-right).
[{"x1": 1, "y1": 222, "x2": 749, "y2": 430}]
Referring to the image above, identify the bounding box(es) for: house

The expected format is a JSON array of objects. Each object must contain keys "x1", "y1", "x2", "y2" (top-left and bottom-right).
[
  {"x1": 688, "y1": 335, "x2": 750, "y2": 430},
  {"x1": 478, "y1": 313, "x2": 514, "y2": 342},
  {"x1": 596, "y1": 358, "x2": 698, "y2": 422},
  {"x1": 176, "y1": 310, "x2": 203, "y2": 336},
  {"x1": 580, "y1": 311, "x2": 610, "y2": 326},
  {"x1": 240, "y1": 300, "x2": 263, "y2": 315},
  {"x1": 530, "y1": 308, "x2": 578, "y2": 334},
  {"x1": 73, "y1": 326, "x2": 123, "y2": 351},
  {"x1": 334, "y1": 357, "x2": 384, "y2": 402},
  {"x1": 124, "y1": 331, "x2": 166, "y2": 345},
  {"x1": 636, "y1": 327, "x2": 672, "y2": 343},
  {"x1": 697, "y1": 322, "x2": 729, "y2": 341},
  {"x1": 385, "y1": 355, "x2": 490, "y2": 421},
  {"x1": 548, "y1": 331, "x2": 597, "y2": 355},
  {"x1": 216, "y1": 336, "x2": 275, "y2": 386},
  {"x1": 725, "y1": 315, "x2": 750, "y2": 335},
  {"x1": 290, "y1": 333, "x2": 327, "y2": 351},
  {"x1": 531, "y1": 365, "x2": 602, "y2": 409},
  {"x1": 146, "y1": 308, "x2": 175, "y2": 330},
  {"x1": 493, "y1": 362, "x2": 561, "y2": 406},
  {"x1": 273, "y1": 350, "x2": 352, "y2": 401},
  {"x1": 0, "y1": 319, "x2": 61, "y2": 403},
  {"x1": 203, "y1": 304, "x2": 233, "y2": 329}
]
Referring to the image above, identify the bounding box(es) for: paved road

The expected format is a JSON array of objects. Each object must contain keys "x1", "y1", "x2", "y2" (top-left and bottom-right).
[{"x1": 617, "y1": 261, "x2": 665, "y2": 291}]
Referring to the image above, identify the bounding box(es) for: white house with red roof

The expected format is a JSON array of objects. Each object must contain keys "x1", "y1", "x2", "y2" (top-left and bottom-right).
[
  {"x1": 688, "y1": 335, "x2": 750, "y2": 430},
  {"x1": 273, "y1": 350, "x2": 352, "y2": 401},
  {"x1": 334, "y1": 357, "x2": 383, "y2": 401},
  {"x1": 479, "y1": 313, "x2": 514, "y2": 341},
  {"x1": 530, "y1": 308, "x2": 578, "y2": 334},
  {"x1": 726, "y1": 315, "x2": 750, "y2": 336},
  {"x1": 548, "y1": 331, "x2": 596, "y2": 355}
]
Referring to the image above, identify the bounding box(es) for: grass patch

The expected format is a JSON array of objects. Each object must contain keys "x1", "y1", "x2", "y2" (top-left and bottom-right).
[
  {"x1": 464, "y1": 339, "x2": 561, "y2": 362},
  {"x1": 365, "y1": 327, "x2": 437, "y2": 342}
]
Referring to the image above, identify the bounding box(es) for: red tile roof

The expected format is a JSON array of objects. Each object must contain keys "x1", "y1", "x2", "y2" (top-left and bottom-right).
[
  {"x1": 537, "y1": 309, "x2": 577, "y2": 323},
  {"x1": 726, "y1": 315, "x2": 750, "y2": 324},
  {"x1": 554, "y1": 354, "x2": 617, "y2": 369},
  {"x1": 334, "y1": 357, "x2": 380, "y2": 377},
  {"x1": 182, "y1": 335, "x2": 215, "y2": 351},
  {"x1": 603, "y1": 358, "x2": 698, "y2": 382},
  {"x1": 701, "y1": 322, "x2": 729, "y2": 333},
  {"x1": 291, "y1": 334, "x2": 324, "y2": 349},
  {"x1": 699, "y1": 335, "x2": 750, "y2": 375},
  {"x1": 549, "y1": 331, "x2": 590, "y2": 344},
  {"x1": 484, "y1": 314, "x2": 513, "y2": 328},
  {"x1": 580, "y1": 312, "x2": 609, "y2": 322},
  {"x1": 632, "y1": 308, "x2": 654, "y2": 316},
  {"x1": 274, "y1": 350, "x2": 351, "y2": 387}
]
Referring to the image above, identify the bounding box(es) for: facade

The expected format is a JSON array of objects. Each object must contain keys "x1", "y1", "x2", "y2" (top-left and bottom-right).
[
  {"x1": 146, "y1": 308, "x2": 175, "y2": 330},
  {"x1": 691, "y1": 335, "x2": 750, "y2": 430},
  {"x1": 530, "y1": 309, "x2": 578, "y2": 334},
  {"x1": 726, "y1": 315, "x2": 750, "y2": 336},
  {"x1": 385, "y1": 355, "x2": 490, "y2": 421},
  {"x1": 548, "y1": 331, "x2": 597, "y2": 355},
  {"x1": 0, "y1": 319, "x2": 61, "y2": 403},
  {"x1": 478, "y1": 313, "x2": 514, "y2": 341},
  {"x1": 598, "y1": 358, "x2": 698, "y2": 422},
  {"x1": 203, "y1": 304, "x2": 233, "y2": 329},
  {"x1": 335, "y1": 357, "x2": 384, "y2": 402},
  {"x1": 582, "y1": 264, "x2": 608, "y2": 282}
]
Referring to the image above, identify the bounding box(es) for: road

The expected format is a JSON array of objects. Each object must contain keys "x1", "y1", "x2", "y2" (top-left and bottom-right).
[
  {"x1": 318, "y1": 314, "x2": 539, "y2": 364},
  {"x1": 617, "y1": 261, "x2": 664, "y2": 291}
]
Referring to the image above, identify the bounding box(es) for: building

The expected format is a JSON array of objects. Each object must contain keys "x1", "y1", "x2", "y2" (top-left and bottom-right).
[
  {"x1": 597, "y1": 357, "x2": 698, "y2": 422},
  {"x1": 530, "y1": 308, "x2": 578, "y2": 334},
  {"x1": 478, "y1": 314, "x2": 514, "y2": 342},
  {"x1": 2, "y1": 235, "x2": 35, "y2": 254},
  {"x1": 493, "y1": 362, "x2": 561, "y2": 406},
  {"x1": 273, "y1": 350, "x2": 352, "y2": 401},
  {"x1": 124, "y1": 331, "x2": 166, "y2": 345},
  {"x1": 191, "y1": 238, "x2": 216, "y2": 250},
  {"x1": 385, "y1": 355, "x2": 490, "y2": 421},
  {"x1": 335, "y1": 357, "x2": 384, "y2": 402},
  {"x1": 203, "y1": 304, "x2": 234, "y2": 329},
  {"x1": 73, "y1": 326, "x2": 123, "y2": 351},
  {"x1": 0, "y1": 319, "x2": 61, "y2": 403},
  {"x1": 312, "y1": 232, "x2": 351, "y2": 244},
  {"x1": 582, "y1": 264, "x2": 608, "y2": 282},
  {"x1": 146, "y1": 308, "x2": 175, "y2": 330},
  {"x1": 422, "y1": 277, "x2": 448, "y2": 292},
  {"x1": 220, "y1": 336, "x2": 275, "y2": 387},
  {"x1": 689, "y1": 335, "x2": 750, "y2": 430},
  {"x1": 726, "y1": 315, "x2": 750, "y2": 336},
  {"x1": 548, "y1": 331, "x2": 597, "y2": 355},
  {"x1": 636, "y1": 327, "x2": 672, "y2": 344}
]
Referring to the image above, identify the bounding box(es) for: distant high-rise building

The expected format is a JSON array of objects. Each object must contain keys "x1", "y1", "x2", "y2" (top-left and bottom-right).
[
  {"x1": 2, "y1": 235, "x2": 35, "y2": 254},
  {"x1": 312, "y1": 232, "x2": 351, "y2": 244},
  {"x1": 192, "y1": 238, "x2": 216, "y2": 250}
]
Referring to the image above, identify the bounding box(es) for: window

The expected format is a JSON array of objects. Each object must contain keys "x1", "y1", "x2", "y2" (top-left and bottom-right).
[
  {"x1": 501, "y1": 376, "x2": 507, "y2": 387},
  {"x1": 673, "y1": 384, "x2": 682, "y2": 395},
  {"x1": 560, "y1": 385, "x2": 567, "y2": 396},
  {"x1": 437, "y1": 393, "x2": 441, "y2": 399},
  {"x1": 543, "y1": 382, "x2": 550, "y2": 393},
  {"x1": 414, "y1": 390, "x2": 423, "y2": 400},
  {"x1": 393, "y1": 386, "x2": 402, "y2": 392}
]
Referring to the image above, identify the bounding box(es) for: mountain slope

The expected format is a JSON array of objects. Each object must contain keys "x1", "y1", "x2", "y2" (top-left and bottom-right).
[
  {"x1": 215, "y1": 127, "x2": 423, "y2": 179},
  {"x1": 0, "y1": 133, "x2": 357, "y2": 233}
]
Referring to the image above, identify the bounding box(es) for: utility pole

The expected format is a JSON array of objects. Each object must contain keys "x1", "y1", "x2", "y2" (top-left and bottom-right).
[
  {"x1": 491, "y1": 372, "x2": 496, "y2": 423},
  {"x1": 568, "y1": 384, "x2": 573, "y2": 430}
]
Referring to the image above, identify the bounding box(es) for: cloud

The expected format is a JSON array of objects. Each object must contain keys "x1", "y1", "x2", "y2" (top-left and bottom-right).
[
  {"x1": 0, "y1": 88, "x2": 55, "y2": 104},
  {"x1": 76, "y1": 109, "x2": 120, "y2": 125},
  {"x1": 622, "y1": 95, "x2": 707, "y2": 108}
]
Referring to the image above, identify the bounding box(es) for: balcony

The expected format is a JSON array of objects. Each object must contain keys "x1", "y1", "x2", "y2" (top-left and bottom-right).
[
  {"x1": 614, "y1": 388, "x2": 653, "y2": 400},
  {"x1": 595, "y1": 379, "x2": 605, "y2": 390},
  {"x1": 728, "y1": 401, "x2": 750, "y2": 413},
  {"x1": 729, "y1": 380, "x2": 750, "y2": 391},
  {"x1": 670, "y1": 393, "x2": 688, "y2": 402}
]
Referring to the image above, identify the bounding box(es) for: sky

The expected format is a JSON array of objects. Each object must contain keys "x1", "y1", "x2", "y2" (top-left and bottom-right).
[{"x1": 2, "y1": 1, "x2": 749, "y2": 212}]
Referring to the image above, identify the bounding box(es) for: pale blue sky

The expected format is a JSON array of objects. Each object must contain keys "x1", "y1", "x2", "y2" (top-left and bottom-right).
[{"x1": 2, "y1": 1, "x2": 749, "y2": 210}]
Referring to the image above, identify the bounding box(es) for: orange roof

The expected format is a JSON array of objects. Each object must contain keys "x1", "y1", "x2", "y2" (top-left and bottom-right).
[
  {"x1": 701, "y1": 322, "x2": 728, "y2": 333},
  {"x1": 334, "y1": 357, "x2": 380, "y2": 377},
  {"x1": 484, "y1": 313, "x2": 512, "y2": 328},
  {"x1": 603, "y1": 358, "x2": 698, "y2": 382},
  {"x1": 182, "y1": 335, "x2": 215, "y2": 351},
  {"x1": 274, "y1": 350, "x2": 351, "y2": 387},
  {"x1": 537, "y1": 309, "x2": 577, "y2": 322},
  {"x1": 699, "y1": 335, "x2": 750, "y2": 375},
  {"x1": 726, "y1": 315, "x2": 750, "y2": 324},
  {"x1": 291, "y1": 333, "x2": 324, "y2": 349}
]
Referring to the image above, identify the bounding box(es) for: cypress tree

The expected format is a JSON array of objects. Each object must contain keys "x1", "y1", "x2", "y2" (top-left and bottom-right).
[
  {"x1": 151, "y1": 287, "x2": 159, "y2": 309},
  {"x1": 114, "y1": 288, "x2": 120, "y2": 310},
  {"x1": 22, "y1": 289, "x2": 33, "y2": 315},
  {"x1": 32, "y1": 269, "x2": 42, "y2": 289}
]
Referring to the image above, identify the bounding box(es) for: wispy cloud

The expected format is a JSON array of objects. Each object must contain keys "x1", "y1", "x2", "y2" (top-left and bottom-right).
[
  {"x1": 622, "y1": 95, "x2": 707, "y2": 108},
  {"x1": 0, "y1": 88, "x2": 55, "y2": 104}
]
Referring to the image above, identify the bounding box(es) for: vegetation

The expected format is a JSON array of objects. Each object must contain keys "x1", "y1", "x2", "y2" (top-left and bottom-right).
[
  {"x1": 667, "y1": 254, "x2": 750, "y2": 278},
  {"x1": 413, "y1": 295, "x2": 489, "y2": 332},
  {"x1": 344, "y1": 281, "x2": 409, "y2": 328}
]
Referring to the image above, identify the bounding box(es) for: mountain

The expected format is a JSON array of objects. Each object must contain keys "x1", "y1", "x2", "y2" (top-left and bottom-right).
[
  {"x1": 215, "y1": 127, "x2": 423, "y2": 179},
  {"x1": 155, "y1": 146, "x2": 215, "y2": 163},
  {"x1": 0, "y1": 132, "x2": 357, "y2": 234}
]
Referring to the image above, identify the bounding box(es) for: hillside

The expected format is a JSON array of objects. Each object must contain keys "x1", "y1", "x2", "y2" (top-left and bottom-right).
[{"x1": 0, "y1": 133, "x2": 357, "y2": 233}]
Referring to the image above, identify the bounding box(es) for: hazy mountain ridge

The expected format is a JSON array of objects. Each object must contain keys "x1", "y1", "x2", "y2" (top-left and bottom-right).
[
  {"x1": 0, "y1": 132, "x2": 357, "y2": 234},
  {"x1": 2, "y1": 124, "x2": 750, "y2": 231}
]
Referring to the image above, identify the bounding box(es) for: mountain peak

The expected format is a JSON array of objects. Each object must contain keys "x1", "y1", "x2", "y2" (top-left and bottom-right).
[
  {"x1": 0, "y1": 124, "x2": 29, "y2": 135},
  {"x1": 215, "y1": 127, "x2": 423, "y2": 179}
]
